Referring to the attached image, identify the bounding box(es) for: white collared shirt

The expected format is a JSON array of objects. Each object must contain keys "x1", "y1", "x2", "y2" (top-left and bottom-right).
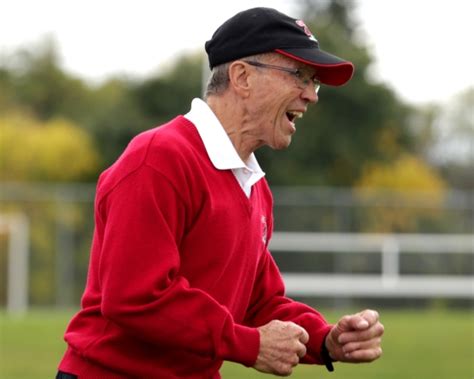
[{"x1": 184, "y1": 98, "x2": 265, "y2": 198}]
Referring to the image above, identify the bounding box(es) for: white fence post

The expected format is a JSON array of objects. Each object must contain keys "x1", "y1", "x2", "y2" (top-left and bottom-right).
[{"x1": 0, "y1": 213, "x2": 30, "y2": 314}]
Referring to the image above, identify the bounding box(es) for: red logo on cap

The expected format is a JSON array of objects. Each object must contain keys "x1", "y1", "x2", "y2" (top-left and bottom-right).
[{"x1": 296, "y1": 20, "x2": 318, "y2": 42}]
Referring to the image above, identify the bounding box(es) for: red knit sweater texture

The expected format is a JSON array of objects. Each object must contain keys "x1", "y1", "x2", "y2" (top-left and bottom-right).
[{"x1": 58, "y1": 116, "x2": 331, "y2": 378}]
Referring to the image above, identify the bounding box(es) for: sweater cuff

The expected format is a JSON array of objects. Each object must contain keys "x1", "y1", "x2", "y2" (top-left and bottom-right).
[
  {"x1": 216, "y1": 323, "x2": 260, "y2": 367},
  {"x1": 320, "y1": 336, "x2": 335, "y2": 372},
  {"x1": 306, "y1": 323, "x2": 333, "y2": 365}
]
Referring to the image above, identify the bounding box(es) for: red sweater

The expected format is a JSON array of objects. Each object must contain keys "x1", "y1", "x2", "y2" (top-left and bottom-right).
[{"x1": 59, "y1": 116, "x2": 331, "y2": 378}]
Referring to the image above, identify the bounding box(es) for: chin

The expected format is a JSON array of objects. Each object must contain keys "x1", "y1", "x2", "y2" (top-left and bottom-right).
[{"x1": 272, "y1": 138, "x2": 292, "y2": 150}]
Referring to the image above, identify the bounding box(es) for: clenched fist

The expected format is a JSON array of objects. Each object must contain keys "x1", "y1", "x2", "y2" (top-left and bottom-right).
[
  {"x1": 325, "y1": 309, "x2": 384, "y2": 363},
  {"x1": 253, "y1": 320, "x2": 309, "y2": 376}
]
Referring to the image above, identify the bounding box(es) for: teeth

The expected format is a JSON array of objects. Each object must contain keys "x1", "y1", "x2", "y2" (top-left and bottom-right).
[{"x1": 288, "y1": 111, "x2": 303, "y2": 119}]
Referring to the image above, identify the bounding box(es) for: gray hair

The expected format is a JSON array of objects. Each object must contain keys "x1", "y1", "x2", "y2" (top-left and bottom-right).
[
  {"x1": 204, "y1": 62, "x2": 232, "y2": 99},
  {"x1": 204, "y1": 53, "x2": 274, "y2": 99}
]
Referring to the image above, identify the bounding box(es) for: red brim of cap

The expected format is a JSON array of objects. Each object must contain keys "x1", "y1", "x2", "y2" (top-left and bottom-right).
[{"x1": 275, "y1": 48, "x2": 354, "y2": 86}]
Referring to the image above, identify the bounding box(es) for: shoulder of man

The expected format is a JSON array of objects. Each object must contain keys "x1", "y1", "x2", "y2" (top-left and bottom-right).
[{"x1": 96, "y1": 116, "x2": 206, "y2": 196}]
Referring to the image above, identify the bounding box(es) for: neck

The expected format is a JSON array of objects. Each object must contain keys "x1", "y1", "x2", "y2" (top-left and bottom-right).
[{"x1": 206, "y1": 95, "x2": 262, "y2": 162}]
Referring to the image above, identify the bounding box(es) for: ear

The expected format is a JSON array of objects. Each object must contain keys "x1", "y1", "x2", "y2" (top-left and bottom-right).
[{"x1": 228, "y1": 61, "x2": 252, "y2": 98}]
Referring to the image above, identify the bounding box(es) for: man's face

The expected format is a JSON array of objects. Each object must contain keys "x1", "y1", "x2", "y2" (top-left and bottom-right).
[{"x1": 245, "y1": 55, "x2": 319, "y2": 150}]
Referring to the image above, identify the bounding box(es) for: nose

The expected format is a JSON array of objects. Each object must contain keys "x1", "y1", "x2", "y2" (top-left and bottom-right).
[{"x1": 301, "y1": 85, "x2": 318, "y2": 104}]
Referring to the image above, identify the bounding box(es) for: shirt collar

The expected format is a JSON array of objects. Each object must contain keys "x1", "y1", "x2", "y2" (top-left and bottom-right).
[{"x1": 184, "y1": 98, "x2": 263, "y2": 173}]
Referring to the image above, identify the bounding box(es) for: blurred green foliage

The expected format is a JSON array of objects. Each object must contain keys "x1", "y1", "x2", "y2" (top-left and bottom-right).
[
  {"x1": 0, "y1": 113, "x2": 100, "y2": 181},
  {"x1": 0, "y1": 0, "x2": 428, "y2": 187},
  {"x1": 354, "y1": 153, "x2": 446, "y2": 232},
  {"x1": 1, "y1": 1, "x2": 470, "y2": 189}
]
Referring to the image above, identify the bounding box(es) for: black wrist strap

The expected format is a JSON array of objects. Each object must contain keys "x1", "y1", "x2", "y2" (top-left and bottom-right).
[{"x1": 321, "y1": 340, "x2": 335, "y2": 372}]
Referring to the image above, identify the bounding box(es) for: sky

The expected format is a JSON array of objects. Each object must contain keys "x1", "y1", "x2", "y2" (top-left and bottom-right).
[{"x1": 1, "y1": 0, "x2": 473, "y2": 106}]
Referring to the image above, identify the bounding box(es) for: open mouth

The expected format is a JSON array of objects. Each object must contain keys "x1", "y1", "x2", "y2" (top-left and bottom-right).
[{"x1": 286, "y1": 111, "x2": 303, "y2": 123}]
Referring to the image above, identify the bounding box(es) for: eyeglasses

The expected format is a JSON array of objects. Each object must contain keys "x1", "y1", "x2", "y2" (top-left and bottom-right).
[{"x1": 244, "y1": 60, "x2": 321, "y2": 94}]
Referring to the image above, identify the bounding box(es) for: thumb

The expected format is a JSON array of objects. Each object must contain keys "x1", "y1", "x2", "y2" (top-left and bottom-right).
[
  {"x1": 288, "y1": 322, "x2": 310, "y2": 344},
  {"x1": 297, "y1": 326, "x2": 310, "y2": 344}
]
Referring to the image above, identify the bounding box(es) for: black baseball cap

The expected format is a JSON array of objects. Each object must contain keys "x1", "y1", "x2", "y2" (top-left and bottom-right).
[{"x1": 205, "y1": 7, "x2": 354, "y2": 86}]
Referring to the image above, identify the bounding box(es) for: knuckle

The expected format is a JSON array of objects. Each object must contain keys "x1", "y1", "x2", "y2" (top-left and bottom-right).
[
  {"x1": 276, "y1": 363, "x2": 293, "y2": 376},
  {"x1": 285, "y1": 321, "x2": 296, "y2": 328},
  {"x1": 272, "y1": 319, "x2": 284, "y2": 327},
  {"x1": 288, "y1": 322, "x2": 302, "y2": 333},
  {"x1": 341, "y1": 315, "x2": 352, "y2": 323},
  {"x1": 289, "y1": 343, "x2": 299, "y2": 356},
  {"x1": 283, "y1": 365, "x2": 293, "y2": 376},
  {"x1": 282, "y1": 321, "x2": 298, "y2": 333},
  {"x1": 299, "y1": 345, "x2": 307, "y2": 358},
  {"x1": 370, "y1": 309, "x2": 379, "y2": 320},
  {"x1": 289, "y1": 355, "x2": 299, "y2": 366},
  {"x1": 378, "y1": 322, "x2": 385, "y2": 335},
  {"x1": 369, "y1": 347, "x2": 382, "y2": 361},
  {"x1": 344, "y1": 341, "x2": 357, "y2": 352}
]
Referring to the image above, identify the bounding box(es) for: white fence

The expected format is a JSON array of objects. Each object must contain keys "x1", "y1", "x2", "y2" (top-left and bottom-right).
[
  {"x1": 1, "y1": 213, "x2": 473, "y2": 314},
  {"x1": 270, "y1": 232, "x2": 474, "y2": 298}
]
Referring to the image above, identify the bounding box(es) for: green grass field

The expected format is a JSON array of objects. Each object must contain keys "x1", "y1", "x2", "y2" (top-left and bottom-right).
[{"x1": 0, "y1": 308, "x2": 473, "y2": 379}]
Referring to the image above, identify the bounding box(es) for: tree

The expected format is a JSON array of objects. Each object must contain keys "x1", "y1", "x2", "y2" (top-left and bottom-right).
[
  {"x1": 429, "y1": 88, "x2": 474, "y2": 189},
  {"x1": 0, "y1": 112, "x2": 100, "y2": 181},
  {"x1": 354, "y1": 153, "x2": 447, "y2": 232},
  {"x1": 84, "y1": 78, "x2": 150, "y2": 167},
  {"x1": 0, "y1": 38, "x2": 94, "y2": 122},
  {"x1": 132, "y1": 52, "x2": 203, "y2": 125}
]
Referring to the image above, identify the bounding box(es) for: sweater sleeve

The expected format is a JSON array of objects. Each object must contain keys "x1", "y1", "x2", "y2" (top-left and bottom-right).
[
  {"x1": 96, "y1": 165, "x2": 259, "y2": 366},
  {"x1": 243, "y1": 248, "x2": 332, "y2": 365}
]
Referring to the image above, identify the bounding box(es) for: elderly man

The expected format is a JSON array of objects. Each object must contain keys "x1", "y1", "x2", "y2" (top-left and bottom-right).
[{"x1": 57, "y1": 7, "x2": 383, "y2": 378}]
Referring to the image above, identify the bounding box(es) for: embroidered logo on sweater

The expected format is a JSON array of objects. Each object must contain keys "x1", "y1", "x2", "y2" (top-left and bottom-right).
[{"x1": 261, "y1": 216, "x2": 268, "y2": 245}]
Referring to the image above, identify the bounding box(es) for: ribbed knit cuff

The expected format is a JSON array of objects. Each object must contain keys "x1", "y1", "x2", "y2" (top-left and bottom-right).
[
  {"x1": 216, "y1": 323, "x2": 260, "y2": 367},
  {"x1": 304, "y1": 323, "x2": 333, "y2": 365}
]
